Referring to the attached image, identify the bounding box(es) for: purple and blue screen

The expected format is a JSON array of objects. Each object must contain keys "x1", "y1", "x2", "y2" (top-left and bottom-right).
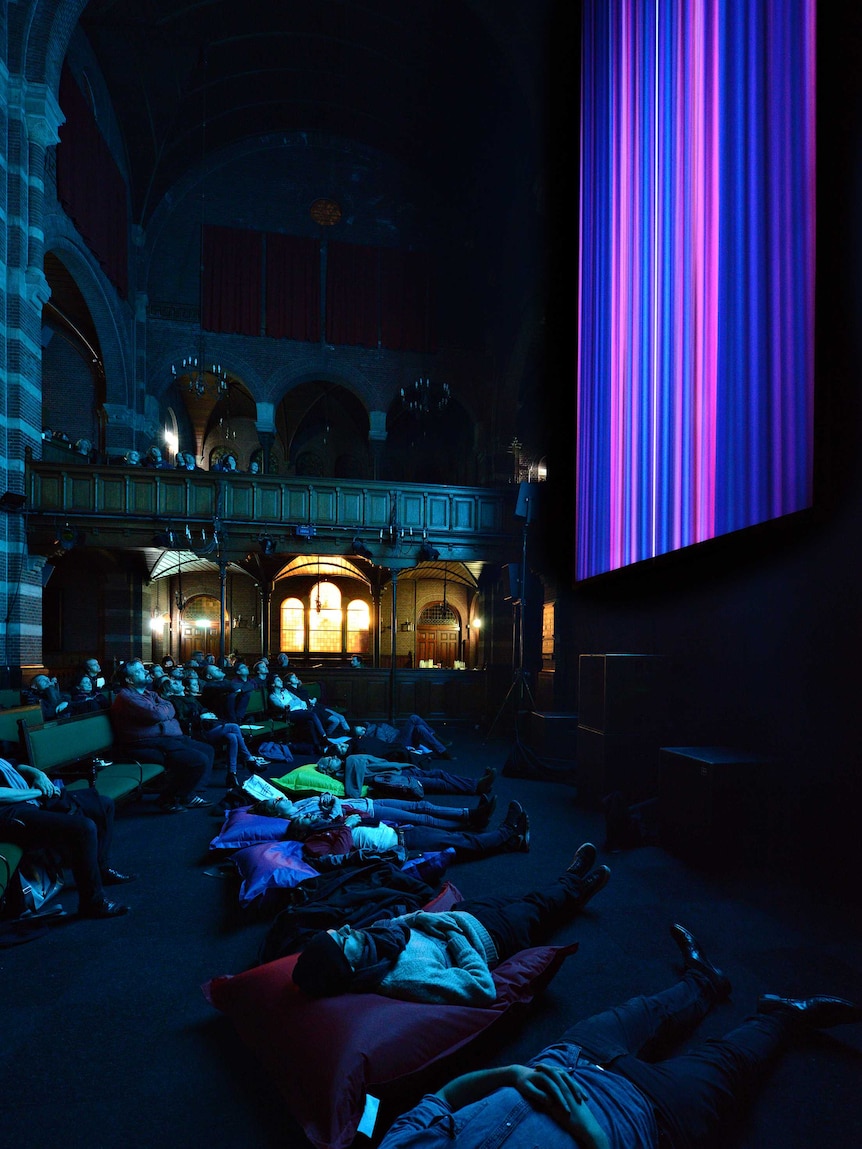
[{"x1": 576, "y1": 0, "x2": 816, "y2": 581}]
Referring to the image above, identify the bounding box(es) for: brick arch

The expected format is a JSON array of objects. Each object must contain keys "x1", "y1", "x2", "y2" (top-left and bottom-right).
[{"x1": 14, "y1": 0, "x2": 85, "y2": 88}]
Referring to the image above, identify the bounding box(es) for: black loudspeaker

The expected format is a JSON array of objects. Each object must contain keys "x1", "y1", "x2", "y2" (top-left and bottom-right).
[
  {"x1": 578, "y1": 653, "x2": 663, "y2": 736},
  {"x1": 514, "y1": 481, "x2": 540, "y2": 522},
  {"x1": 658, "y1": 746, "x2": 775, "y2": 866},
  {"x1": 501, "y1": 563, "x2": 521, "y2": 601}
]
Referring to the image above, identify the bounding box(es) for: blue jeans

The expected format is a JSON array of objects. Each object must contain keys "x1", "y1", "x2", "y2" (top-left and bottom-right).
[{"x1": 561, "y1": 971, "x2": 788, "y2": 1148}]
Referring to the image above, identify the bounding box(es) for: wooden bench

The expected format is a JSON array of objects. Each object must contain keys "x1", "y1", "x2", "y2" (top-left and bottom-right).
[{"x1": 21, "y1": 711, "x2": 166, "y2": 803}]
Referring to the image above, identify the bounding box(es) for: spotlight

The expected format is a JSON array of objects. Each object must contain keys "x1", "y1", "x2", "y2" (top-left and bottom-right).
[
  {"x1": 350, "y1": 538, "x2": 373, "y2": 560},
  {"x1": 54, "y1": 525, "x2": 83, "y2": 551},
  {"x1": 418, "y1": 543, "x2": 440, "y2": 562},
  {"x1": 258, "y1": 533, "x2": 277, "y2": 556}
]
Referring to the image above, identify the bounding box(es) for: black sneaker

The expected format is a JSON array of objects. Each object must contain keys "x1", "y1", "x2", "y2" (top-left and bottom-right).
[
  {"x1": 184, "y1": 794, "x2": 213, "y2": 809},
  {"x1": 577, "y1": 865, "x2": 611, "y2": 906}
]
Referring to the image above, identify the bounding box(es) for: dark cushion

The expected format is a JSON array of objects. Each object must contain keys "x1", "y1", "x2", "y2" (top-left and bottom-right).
[{"x1": 202, "y1": 895, "x2": 578, "y2": 1149}]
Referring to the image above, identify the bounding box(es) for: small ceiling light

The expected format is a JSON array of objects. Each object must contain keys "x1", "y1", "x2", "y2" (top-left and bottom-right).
[
  {"x1": 350, "y1": 538, "x2": 373, "y2": 560},
  {"x1": 258, "y1": 533, "x2": 276, "y2": 556},
  {"x1": 418, "y1": 543, "x2": 440, "y2": 562}
]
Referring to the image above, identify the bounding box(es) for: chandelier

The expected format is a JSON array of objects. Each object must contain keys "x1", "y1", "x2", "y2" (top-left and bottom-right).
[
  {"x1": 171, "y1": 356, "x2": 229, "y2": 398},
  {"x1": 400, "y1": 377, "x2": 451, "y2": 416}
]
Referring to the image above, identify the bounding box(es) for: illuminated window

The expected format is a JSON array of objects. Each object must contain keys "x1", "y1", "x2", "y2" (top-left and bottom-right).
[
  {"x1": 280, "y1": 597, "x2": 304, "y2": 652},
  {"x1": 309, "y1": 581, "x2": 342, "y2": 653},
  {"x1": 346, "y1": 599, "x2": 371, "y2": 654}
]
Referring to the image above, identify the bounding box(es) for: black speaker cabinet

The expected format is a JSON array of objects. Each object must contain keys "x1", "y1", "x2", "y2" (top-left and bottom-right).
[
  {"x1": 576, "y1": 725, "x2": 660, "y2": 803},
  {"x1": 658, "y1": 746, "x2": 775, "y2": 866},
  {"x1": 578, "y1": 653, "x2": 663, "y2": 736}
]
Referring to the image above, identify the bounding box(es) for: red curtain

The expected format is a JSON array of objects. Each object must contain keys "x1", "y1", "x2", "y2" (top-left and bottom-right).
[
  {"x1": 57, "y1": 66, "x2": 128, "y2": 298},
  {"x1": 265, "y1": 233, "x2": 321, "y2": 341},
  {"x1": 380, "y1": 248, "x2": 436, "y2": 352},
  {"x1": 325, "y1": 241, "x2": 380, "y2": 347},
  {"x1": 202, "y1": 225, "x2": 263, "y2": 335}
]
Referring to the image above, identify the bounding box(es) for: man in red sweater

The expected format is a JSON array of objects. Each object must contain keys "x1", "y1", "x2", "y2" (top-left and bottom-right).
[{"x1": 109, "y1": 659, "x2": 213, "y2": 811}]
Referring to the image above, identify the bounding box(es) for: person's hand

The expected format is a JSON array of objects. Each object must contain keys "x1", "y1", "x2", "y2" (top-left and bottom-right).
[
  {"x1": 31, "y1": 770, "x2": 58, "y2": 797},
  {"x1": 511, "y1": 1064, "x2": 597, "y2": 1133}
]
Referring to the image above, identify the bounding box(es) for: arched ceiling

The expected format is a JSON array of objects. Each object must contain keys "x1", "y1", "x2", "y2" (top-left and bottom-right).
[{"x1": 78, "y1": 0, "x2": 551, "y2": 226}]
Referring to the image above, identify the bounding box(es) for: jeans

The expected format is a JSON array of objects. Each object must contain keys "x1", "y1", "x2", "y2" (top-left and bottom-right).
[
  {"x1": 203, "y1": 722, "x2": 253, "y2": 769},
  {"x1": 561, "y1": 971, "x2": 789, "y2": 1149},
  {"x1": 117, "y1": 735, "x2": 212, "y2": 799}
]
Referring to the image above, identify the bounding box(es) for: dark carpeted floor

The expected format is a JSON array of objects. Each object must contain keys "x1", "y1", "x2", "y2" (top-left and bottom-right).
[{"x1": 2, "y1": 727, "x2": 860, "y2": 1149}]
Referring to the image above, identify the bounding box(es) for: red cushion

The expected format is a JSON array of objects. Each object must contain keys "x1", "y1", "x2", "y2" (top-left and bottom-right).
[{"x1": 202, "y1": 901, "x2": 578, "y2": 1149}]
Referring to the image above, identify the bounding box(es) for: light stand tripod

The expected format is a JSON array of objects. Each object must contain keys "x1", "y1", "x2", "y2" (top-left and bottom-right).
[{"x1": 485, "y1": 484, "x2": 538, "y2": 742}]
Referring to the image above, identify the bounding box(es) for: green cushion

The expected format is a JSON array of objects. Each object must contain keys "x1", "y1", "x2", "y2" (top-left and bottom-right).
[{"x1": 269, "y1": 764, "x2": 368, "y2": 798}]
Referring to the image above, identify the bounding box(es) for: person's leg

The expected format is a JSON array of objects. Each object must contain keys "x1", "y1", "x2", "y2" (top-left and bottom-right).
[
  {"x1": 455, "y1": 872, "x2": 587, "y2": 958},
  {"x1": 0, "y1": 803, "x2": 105, "y2": 909},
  {"x1": 373, "y1": 798, "x2": 473, "y2": 827},
  {"x1": 565, "y1": 979, "x2": 789, "y2": 1149},
  {"x1": 205, "y1": 724, "x2": 239, "y2": 769},
  {"x1": 398, "y1": 714, "x2": 446, "y2": 754},
  {"x1": 65, "y1": 788, "x2": 115, "y2": 875},
  {"x1": 162, "y1": 737, "x2": 213, "y2": 799},
  {"x1": 414, "y1": 767, "x2": 484, "y2": 795},
  {"x1": 401, "y1": 822, "x2": 515, "y2": 858}
]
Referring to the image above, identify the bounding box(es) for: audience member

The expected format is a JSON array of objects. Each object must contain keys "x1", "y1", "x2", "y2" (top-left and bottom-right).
[
  {"x1": 284, "y1": 671, "x2": 350, "y2": 737},
  {"x1": 109, "y1": 659, "x2": 213, "y2": 812},
  {"x1": 316, "y1": 752, "x2": 497, "y2": 800},
  {"x1": 123, "y1": 449, "x2": 141, "y2": 466},
  {"x1": 68, "y1": 670, "x2": 110, "y2": 715},
  {"x1": 22, "y1": 673, "x2": 71, "y2": 719},
  {"x1": 351, "y1": 715, "x2": 454, "y2": 760},
  {"x1": 158, "y1": 676, "x2": 265, "y2": 788},
  {"x1": 292, "y1": 842, "x2": 610, "y2": 1002},
  {"x1": 143, "y1": 445, "x2": 171, "y2": 469},
  {"x1": 81, "y1": 657, "x2": 107, "y2": 690},
  {"x1": 376, "y1": 924, "x2": 862, "y2": 1149},
  {"x1": 0, "y1": 756, "x2": 134, "y2": 918},
  {"x1": 267, "y1": 672, "x2": 328, "y2": 752}
]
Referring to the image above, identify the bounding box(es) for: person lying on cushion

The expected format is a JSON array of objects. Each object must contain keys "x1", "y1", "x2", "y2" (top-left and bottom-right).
[
  {"x1": 375, "y1": 924, "x2": 862, "y2": 1149},
  {"x1": 292, "y1": 843, "x2": 610, "y2": 1005},
  {"x1": 315, "y1": 753, "x2": 496, "y2": 799},
  {"x1": 259, "y1": 795, "x2": 526, "y2": 863},
  {"x1": 251, "y1": 791, "x2": 497, "y2": 831}
]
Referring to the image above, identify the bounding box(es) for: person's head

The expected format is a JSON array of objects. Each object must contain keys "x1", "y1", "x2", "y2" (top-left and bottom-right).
[
  {"x1": 122, "y1": 660, "x2": 150, "y2": 691},
  {"x1": 150, "y1": 664, "x2": 166, "y2": 680},
  {"x1": 84, "y1": 658, "x2": 102, "y2": 677},
  {"x1": 250, "y1": 797, "x2": 295, "y2": 820},
  {"x1": 352, "y1": 724, "x2": 367, "y2": 738},
  {"x1": 161, "y1": 656, "x2": 175, "y2": 669},
  {"x1": 276, "y1": 652, "x2": 290, "y2": 667},
  {"x1": 170, "y1": 665, "x2": 185, "y2": 680},
  {"x1": 253, "y1": 660, "x2": 269, "y2": 679},
  {"x1": 30, "y1": 673, "x2": 52, "y2": 694},
  {"x1": 124, "y1": 449, "x2": 140, "y2": 466},
  {"x1": 186, "y1": 675, "x2": 201, "y2": 695},
  {"x1": 266, "y1": 671, "x2": 283, "y2": 691},
  {"x1": 248, "y1": 460, "x2": 260, "y2": 474},
  {"x1": 146, "y1": 446, "x2": 162, "y2": 463},
  {"x1": 74, "y1": 438, "x2": 92, "y2": 456},
  {"x1": 292, "y1": 921, "x2": 410, "y2": 998},
  {"x1": 286, "y1": 671, "x2": 302, "y2": 689},
  {"x1": 234, "y1": 662, "x2": 250, "y2": 679},
  {"x1": 350, "y1": 655, "x2": 362, "y2": 668},
  {"x1": 316, "y1": 755, "x2": 342, "y2": 774},
  {"x1": 203, "y1": 664, "x2": 225, "y2": 682},
  {"x1": 158, "y1": 675, "x2": 184, "y2": 698},
  {"x1": 72, "y1": 672, "x2": 94, "y2": 694}
]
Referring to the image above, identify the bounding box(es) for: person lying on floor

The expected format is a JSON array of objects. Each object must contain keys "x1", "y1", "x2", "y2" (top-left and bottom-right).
[
  {"x1": 348, "y1": 715, "x2": 454, "y2": 759},
  {"x1": 315, "y1": 752, "x2": 496, "y2": 799},
  {"x1": 292, "y1": 842, "x2": 611, "y2": 1005},
  {"x1": 251, "y1": 790, "x2": 497, "y2": 830},
  {"x1": 254, "y1": 795, "x2": 528, "y2": 864},
  {"x1": 374, "y1": 924, "x2": 862, "y2": 1149}
]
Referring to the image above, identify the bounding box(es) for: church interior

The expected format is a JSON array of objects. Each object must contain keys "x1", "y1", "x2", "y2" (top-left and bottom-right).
[{"x1": 1, "y1": 2, "x2": 860, "y2": 1147}]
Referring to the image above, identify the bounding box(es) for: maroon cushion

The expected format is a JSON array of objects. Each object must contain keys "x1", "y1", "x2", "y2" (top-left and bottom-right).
[{"x1": 202, "y1": 893, "x2": 578, "y2": 1149}]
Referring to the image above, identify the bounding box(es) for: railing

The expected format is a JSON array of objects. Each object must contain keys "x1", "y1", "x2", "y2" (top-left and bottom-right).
[{"x1": 24, "y1": 455, "x2": 520, "y2": 563}]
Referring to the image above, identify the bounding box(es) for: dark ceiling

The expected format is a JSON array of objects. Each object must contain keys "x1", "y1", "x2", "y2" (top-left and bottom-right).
[{"x1": 78, "y1": 0, "x2": 550, "y2": 227}]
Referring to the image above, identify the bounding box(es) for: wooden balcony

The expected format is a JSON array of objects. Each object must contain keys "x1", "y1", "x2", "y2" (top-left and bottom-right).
[{"x1": 24, "y1": 454, "x2": 521, "y2": 566}]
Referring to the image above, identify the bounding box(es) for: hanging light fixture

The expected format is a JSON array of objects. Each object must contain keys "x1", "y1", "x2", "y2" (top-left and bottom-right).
[
  {"x1": 170, "y1": 44, "x2": 229, "y2": 401},
  {"x1": 399, "y1": 377, "x2": 451, "y2": 416}
]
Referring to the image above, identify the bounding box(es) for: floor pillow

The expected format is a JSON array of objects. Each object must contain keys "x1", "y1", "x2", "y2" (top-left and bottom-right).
[
  {"x1": 232, "y1": 840, "x2": 319, "y2": 907},
  {"x1": 209, "y1": 807, "x2": 287, "y2": 851},
  {"x1": 270, "y1": 765, "x2": 368, "y2": 799},
  {"x1": 203, "y1": 906, "x2": 578, "y2": 1149}
]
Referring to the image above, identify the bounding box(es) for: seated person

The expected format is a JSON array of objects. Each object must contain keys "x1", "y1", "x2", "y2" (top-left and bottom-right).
[
  {"x1": 316, "y1": 752, "x2": 496, "y2": 800},
  {"x1": 22, "y1": 673, "x2": 71, "y2": 719},
  {"x1": 376, "y1": 925, "x2": 862, "y2": 1149},
  {"x1": 351, "y1": 716, "x2": 453, "y2": 760},
  {"x1": 284, "y1": 671, "x2": 350, "y2": 737},
  {"x1": 0, "y1": 756, "x2": 134, "y2": 918},
  {"x1": 201, "y1": 663, "x2": 251, "y2": 724},
  {"x1": 123, "y1": 449, "x2": 141, "y2": 466},
  {"x1": 267, "y1": 672, "x2": 328, "y2": 753},
  {"x1": 68, "y1": 670, "x2": 110, "y2": 715},
  {"x1": 213, "y1": 452, "x2": 238, "y2": 472},
  {"x1": 252, "y1": 793, "x2": 525, "y2": 863},
  {"x1": 143, "y1": 445, "x2": 171, "y2": 469},
  {"x1": 81, "y1": 657, "x2": 107, "y2": 691},
  {"x1": 292, "y1": 843, "x2": 611, "y2": 1004},
  {"x1": 157, "y1": 677, "x2": 266, "y2": 787},
  {"x1": 109, "y1": 658, "x2": 213, "y2": 812}
]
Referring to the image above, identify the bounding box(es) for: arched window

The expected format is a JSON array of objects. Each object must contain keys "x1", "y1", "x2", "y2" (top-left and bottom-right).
[
  {"x1": 346, "y1": 598, "x2": 371, "y2": 654},
  {"x1": 280, "y1": 597, "x2": 304, "y2": 652},
  {"x1": 309, "y1": 581, "x2": 342, "y2": 653}
]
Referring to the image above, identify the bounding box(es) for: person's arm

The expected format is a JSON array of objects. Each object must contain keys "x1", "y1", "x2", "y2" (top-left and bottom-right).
[
  {"x1": 437, "y1": 1064, "x2": 610, "y2": 1149},
  {"x1": 16, "y1": 764, "x2": 59, "y2": 796},
  {"x1": 0, "y1": 784, "x2": 43, "y2": 804}
]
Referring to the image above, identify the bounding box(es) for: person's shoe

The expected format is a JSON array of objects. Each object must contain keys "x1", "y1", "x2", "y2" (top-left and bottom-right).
[
  {"x1": 567, "y1": 842, "x2": 597, "y2": 878},
  {"x1": 246, "y1": 755, "x2": 268, "y2": 771},
  {"x1": 757, "y1": 994, "x2": 862, "y2": 1029},
  {"x1": 469, "y1": 793, "x2": 498, "y2": 827},
  {"x1": 576, "y1": 864, "x2": 612, "y2": 906},
  {"x1": 504, "y1": 809, "x2": 531, "y2": 852},
  {"x1": 670, "y1": 923, "x2": 732, "y2": 1000},
  {"x1": 476, "y1": 767, "x2": 497, "y2": 794},
  {"x1": 157, "y1": 796, "x2": 187, "y2": 814},
  {"x1": 79, "y1": 898, "x2": 129, "y2": 919},
  {"x1": 101, "y1": 868, "x2": 137, "y2": 885},
  {"x1": 184, "y1": 794, "x2": 213, "y2": 809},
  {"x1": 225, "y1": 771, "x2": 239, "y2": 789}
]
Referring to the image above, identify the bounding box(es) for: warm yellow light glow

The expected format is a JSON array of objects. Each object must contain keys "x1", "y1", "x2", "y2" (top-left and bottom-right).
[
  {"x1": 472, "y1": 618, "x2": 482, "y2": 630},
  {"x1": 164, "y1": 428, "x2": 179, "y2": 457},
  {"x1": 197, "y1": 618, "x2": 211, "y2": 628},
  {"x1": 149, "y1": 616, "x2": 163, "y2": 631}
]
